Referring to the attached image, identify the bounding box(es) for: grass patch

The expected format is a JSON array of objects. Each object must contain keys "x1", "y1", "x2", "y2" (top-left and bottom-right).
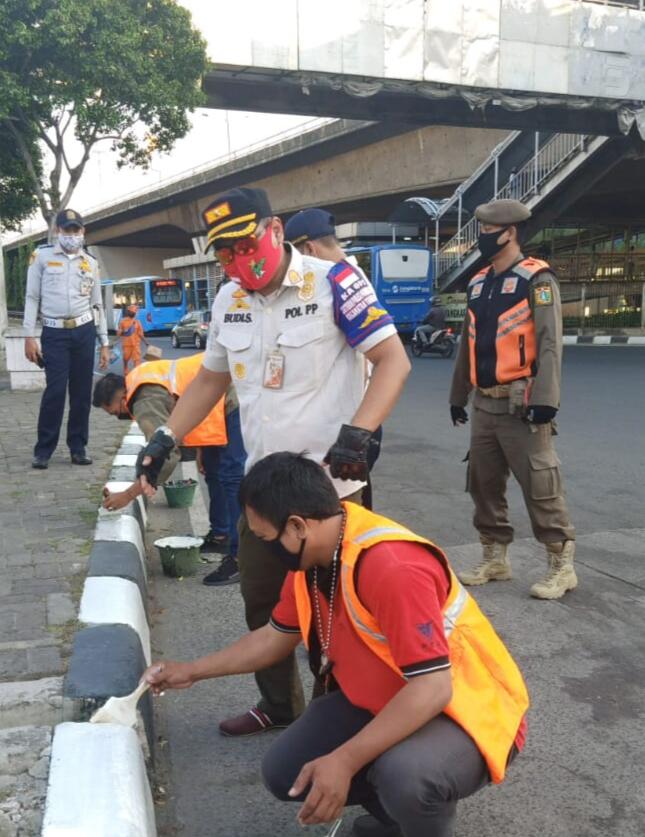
[{"x1": 78, "y1": 508, "x2": 97, "y2": 527}]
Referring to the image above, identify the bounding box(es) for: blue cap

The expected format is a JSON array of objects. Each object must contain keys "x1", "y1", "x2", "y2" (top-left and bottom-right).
[{"x1": 285, "y1": 208, "x2": 336, "y2": 246}]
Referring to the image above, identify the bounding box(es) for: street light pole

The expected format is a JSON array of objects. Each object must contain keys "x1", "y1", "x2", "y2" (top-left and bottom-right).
[{"x1": 0, "y1": 235, "x2": 8, "y2": 371}]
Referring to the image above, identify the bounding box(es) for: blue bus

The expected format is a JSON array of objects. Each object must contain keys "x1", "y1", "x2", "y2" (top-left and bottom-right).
[
  {"x1": 102, "y1": 276, "x2": 187, "y2": 334},
  {"x1": 345, "y1": 244, "x2": 433, "y2": 335}
]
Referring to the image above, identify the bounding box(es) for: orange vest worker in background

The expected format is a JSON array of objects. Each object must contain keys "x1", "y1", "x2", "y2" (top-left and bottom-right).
[{"x1": 117, "y1": 304, "x2": 148, "y2": 371}]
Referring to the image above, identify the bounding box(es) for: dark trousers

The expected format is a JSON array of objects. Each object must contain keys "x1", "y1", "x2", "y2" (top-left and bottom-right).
[
  {"x1": 200, "y1": 408, "x2": 246, "y2": 556},
  {"x1": 262, "y1": 691, "x2": 492, "y2": 837},
  {"x1": 35, "y1": 322, "x2": 96, "y2": 459}
]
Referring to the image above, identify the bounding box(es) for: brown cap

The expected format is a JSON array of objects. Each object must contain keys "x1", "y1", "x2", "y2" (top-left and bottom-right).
[{"x1": 474, "y1": 199, "x2": 531, "y2": 225}]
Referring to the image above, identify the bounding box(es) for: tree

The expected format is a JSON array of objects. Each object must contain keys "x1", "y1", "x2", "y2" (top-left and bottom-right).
[
  {"x1": 0, "y1": 0, "x2": 208, "y2": 238},
  {"x1": 0, "y1": 125, "x2": 40, "y2": 233}
]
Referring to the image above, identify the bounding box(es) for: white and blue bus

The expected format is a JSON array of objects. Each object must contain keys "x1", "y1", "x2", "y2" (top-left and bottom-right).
[
  {"x1": 345, "y1": 244, "x2": 433, "y2": 335},
  {"x1": 102, "y1": 276, "x2": 187, "y2": 334}
]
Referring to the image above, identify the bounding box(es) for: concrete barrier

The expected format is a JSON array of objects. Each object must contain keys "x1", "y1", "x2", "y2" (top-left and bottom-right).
[
  {"x1": 42, "y1": 723, "x2": 156, "y2": 837},
  {"x1": 43, "y1": 424, "x2": 157, "y2": 836}
]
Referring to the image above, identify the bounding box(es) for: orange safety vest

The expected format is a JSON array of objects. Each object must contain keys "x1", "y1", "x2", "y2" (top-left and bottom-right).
[
  {"x1": 467, "y1": 257, "x2": 551, "y2": 387},
  {"x1": 293, "y1": 504, "x2": 530, "y2": 784},
  {"x1": 125, "y1": 353, "x2": 227, "y2": 447}
]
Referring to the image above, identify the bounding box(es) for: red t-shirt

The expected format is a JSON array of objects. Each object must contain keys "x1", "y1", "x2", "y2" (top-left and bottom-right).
[{"x1": 271, "y1": 539, "x2": 527, "y2": 751}]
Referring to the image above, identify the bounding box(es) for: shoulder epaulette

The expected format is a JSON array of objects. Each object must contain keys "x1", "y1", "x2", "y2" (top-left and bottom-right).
[
  {"x1": 514, "y1": 258, "x2": 553, "y2": 281},
  {"x1": 468, "y1": 268, "x2": 489, "y2": 286}
]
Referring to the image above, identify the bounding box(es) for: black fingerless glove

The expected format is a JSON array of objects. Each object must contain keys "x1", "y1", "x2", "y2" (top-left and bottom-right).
[
  {"x1": 450, "y1": 406, "x2": 469, "y2": 426},
  {"x1": 527, "y1": 405, "x2": 557, "y2": 424},
  {"x1": 324, "y1": 424, "x2": 373, "y2": 481},
  {"x1": 135, "y1": 428, "x2": 176, "y2": 488}
]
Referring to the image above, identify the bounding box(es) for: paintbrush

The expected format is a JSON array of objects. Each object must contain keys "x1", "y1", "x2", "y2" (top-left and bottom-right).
[{"x1": 89, "y1": 679, "x2": 150, "y2": 726}]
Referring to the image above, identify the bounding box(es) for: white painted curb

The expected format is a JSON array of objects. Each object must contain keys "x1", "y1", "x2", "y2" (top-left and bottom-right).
[
  {"x1": 95, "y1": 514, "x2": 145, "y2": 567},
  {"x1": 79, "y1": 577, "x2": 151, "y2": 664},
  {"x1": 42, "y1": 723, "x2": 156, "y2": 837},
  {"x1": 99, "y1": 481, "x2": 148, "y2": 528}
]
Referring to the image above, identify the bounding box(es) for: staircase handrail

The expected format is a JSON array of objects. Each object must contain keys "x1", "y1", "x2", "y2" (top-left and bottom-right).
[{"x1": 436, "y1": 133, "x2": 590, "y2": 280}]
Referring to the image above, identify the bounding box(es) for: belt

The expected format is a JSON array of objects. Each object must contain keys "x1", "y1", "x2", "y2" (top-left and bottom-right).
[
  {"x1": 477, "y1": 384, "x2": 511, "y2": 399},
  {"x1": 41, "y1": 311, "x2": 93, "y2": 329}
]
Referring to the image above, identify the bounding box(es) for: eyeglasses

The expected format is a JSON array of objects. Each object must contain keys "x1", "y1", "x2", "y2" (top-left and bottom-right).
[{"x1": 214, "y1": 223, "x2": 269, "y2": 266}]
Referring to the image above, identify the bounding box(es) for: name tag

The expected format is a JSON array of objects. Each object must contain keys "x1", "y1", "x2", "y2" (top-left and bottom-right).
[
  {"x1": 470, "y1": 282, "x2": 484, "y2": 300},
  {"x1": 502, "y1": 277, "x2": 518, "y2": 294},
  {"x1": 263, "y1": 350, "x2": 285, "y2": 389}
]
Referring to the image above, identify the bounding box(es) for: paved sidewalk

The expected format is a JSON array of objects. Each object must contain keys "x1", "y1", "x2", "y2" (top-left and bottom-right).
[{"x1": 0, "y1": 379, "x2": 126, "y2": 834}]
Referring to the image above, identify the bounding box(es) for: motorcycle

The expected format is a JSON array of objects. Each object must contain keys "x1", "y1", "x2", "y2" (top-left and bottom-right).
[{"x1": 410, "y1": 327, "x2": 457, "y2": 359}]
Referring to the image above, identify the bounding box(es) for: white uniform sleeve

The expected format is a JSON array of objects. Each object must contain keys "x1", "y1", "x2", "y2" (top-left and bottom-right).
[
  {"x1": 89, "y1": 259, "x2": 109, "y2": 346},
  {"x1": 202, "y1": 299, "x2": 229, "y2": 373},
  {"x1": 23, "y1": 251, "x2": 43, "y2": 336}
]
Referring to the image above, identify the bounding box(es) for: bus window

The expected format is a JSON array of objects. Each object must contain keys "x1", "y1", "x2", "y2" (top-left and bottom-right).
[
  {"x1": 112, "y1": 283, "x2": 146, "y2": 308},
  {"x1": 151, "y1": 279, "x2": 183, "y2": 307},
  {"x1": 379, "y1": 249, "x2": 430, "y2": 282}
]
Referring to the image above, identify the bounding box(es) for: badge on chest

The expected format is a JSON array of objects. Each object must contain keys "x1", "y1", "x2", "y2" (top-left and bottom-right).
[
  {"x1": 501, "y1": 277, "x2": 518, "y2": 294},
  {"x1": 263, "y1": 350, "x2": 285, "y2": 389}
]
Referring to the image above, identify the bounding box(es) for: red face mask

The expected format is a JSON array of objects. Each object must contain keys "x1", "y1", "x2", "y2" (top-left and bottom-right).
[{"x1": 220, "y1": 226, "x2": 283, "y2": 291}]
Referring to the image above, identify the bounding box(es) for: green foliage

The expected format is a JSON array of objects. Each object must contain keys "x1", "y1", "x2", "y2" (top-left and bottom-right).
[
  {"x1": 0, "y1": 0, "x2": 208, "y2": 225},
  {"x1": 0, "y1": 126, "x2": 39, "y2": 231},
  {"x1": 4, "y1": 243, "x2": 34, "y2": 310}
]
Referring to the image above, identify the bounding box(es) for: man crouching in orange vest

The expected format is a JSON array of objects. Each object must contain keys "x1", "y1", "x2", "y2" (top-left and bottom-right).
[{"x1": 144, "y1": 452, "x2": 529, "y2": 836}]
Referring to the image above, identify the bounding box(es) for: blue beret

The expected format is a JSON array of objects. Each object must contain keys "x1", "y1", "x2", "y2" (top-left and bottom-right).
[{"x1": 285, "y1": 208, "x2": 336, "y2": 245}]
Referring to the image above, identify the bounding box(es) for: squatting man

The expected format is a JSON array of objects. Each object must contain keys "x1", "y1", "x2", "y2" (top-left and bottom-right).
[{"x1": 144, "y1": 453, "x2": 529, "y2": 837}]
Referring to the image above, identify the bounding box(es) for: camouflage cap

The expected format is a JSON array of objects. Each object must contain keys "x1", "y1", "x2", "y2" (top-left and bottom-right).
[{"x1": 474, "y1": 199, "x2": 531, "y2": 225}]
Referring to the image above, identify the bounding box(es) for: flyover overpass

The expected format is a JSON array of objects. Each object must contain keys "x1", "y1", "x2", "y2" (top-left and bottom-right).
[
  {"x1": 5, "y1": 119, "x2": 509, "y2": 279},
  {"x1": 196, "y1": 0, "x2": 645, "y2": 137}
]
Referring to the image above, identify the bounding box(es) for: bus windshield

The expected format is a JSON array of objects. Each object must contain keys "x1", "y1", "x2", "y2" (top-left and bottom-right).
[
  {"x1": 379, "y1": 249, "x2": 430, "y2": 282},
  {"x1": 151, "y1": 279, "x2": 182, "y2": 307}
]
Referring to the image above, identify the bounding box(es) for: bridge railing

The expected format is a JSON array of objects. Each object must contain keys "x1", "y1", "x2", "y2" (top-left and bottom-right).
[{"x1": 436, "y1": 132, "x2": 589, "y2": 281}]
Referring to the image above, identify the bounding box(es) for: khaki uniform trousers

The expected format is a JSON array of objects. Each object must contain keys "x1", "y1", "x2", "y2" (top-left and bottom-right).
[
  {"x1": 237, "y1": 488, "x2": 363, "y2": 724},
  {"x1": 468, "y1": 398, "x2": 575, "y2": 546}
]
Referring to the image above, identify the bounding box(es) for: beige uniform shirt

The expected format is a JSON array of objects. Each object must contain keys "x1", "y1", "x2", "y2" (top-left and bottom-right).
[
  {"x1": 203, "y1": 245, "x2": 396, "y2": 498},
  {"x1": 23, "y1": 243, "x2": 108, "y2": 345}
]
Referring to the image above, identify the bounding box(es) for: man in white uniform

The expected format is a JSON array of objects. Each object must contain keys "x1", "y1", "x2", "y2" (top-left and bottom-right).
[{"x1": 136, "y1": 188, "x2": 411, "y2": 735}]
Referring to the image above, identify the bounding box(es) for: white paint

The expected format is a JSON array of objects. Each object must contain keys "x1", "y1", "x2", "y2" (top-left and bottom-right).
[
  {"x1": 123, "y1": 435, "x2": 146, "y2": 447},
  {"x1": 79, "y1": 577, "x2": 150, "y2": 664},
  {"x1": 153, "y1": 536, "x2": 203, "y2": 550},
  {"x1": 562, "y1": 335, "x2": 578, "y2": 345},
  {"x1": 42, "y1": 722, "x2": 156, "y2": 837},
  {"x1": 593, "y1": 335, "x2": 612, "y2": 345},
  {"x1": 95, "y1": 515, "x2": 145, "y2": 567},
  {"x1": 627, "y1": 336, "x2": 645, "y2": 345},
  {"x1": 113, "y1": 454, "x2": 139, "y2": 467}
]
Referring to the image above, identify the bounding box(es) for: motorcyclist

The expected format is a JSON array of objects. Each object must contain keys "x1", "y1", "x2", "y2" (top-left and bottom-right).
[{"x1": 414, "y1": 300, "x2": 447, "y2": 346}]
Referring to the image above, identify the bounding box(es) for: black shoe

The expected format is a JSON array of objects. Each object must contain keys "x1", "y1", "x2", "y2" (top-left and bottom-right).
[
  {"x1": 32, "y1": 456, "x2": 49, "y2": 470},
  {"x1": 202, "y1": 555, "x2": 240, "y2": 587},
  {"x1": 353, "y1": 815, "x2": 402, "y2": 837},
  {"x1": 200, "y1": 531, "x2": 230, "y2": 555},
  {"x1": 71, "y1": 453, "x2": 93, "y2": 465}
]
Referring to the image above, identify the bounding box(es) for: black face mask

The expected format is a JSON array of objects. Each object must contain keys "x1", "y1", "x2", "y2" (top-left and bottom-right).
[
  {"x1": 478, "y1": 226, "x2": 510, "y2": 261},
  {"x1": 266, "y1": 526, "x2": 306, "y2": 572}
]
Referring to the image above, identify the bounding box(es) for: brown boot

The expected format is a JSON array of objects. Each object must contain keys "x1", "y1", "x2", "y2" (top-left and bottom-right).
[
  {"x1": 530, "y1": 541, "x2": 577, "y2": 599},
  {"x1": 459, "y1": 539, "x2": 511, "y2": 586}
]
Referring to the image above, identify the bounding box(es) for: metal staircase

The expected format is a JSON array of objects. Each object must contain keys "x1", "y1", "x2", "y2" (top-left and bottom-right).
[{"x1": 434, "y1": 131, "x2": 611, "y2": 290}]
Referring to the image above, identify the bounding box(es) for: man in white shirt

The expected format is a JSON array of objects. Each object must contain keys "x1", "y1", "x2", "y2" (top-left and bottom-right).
[{"x1": 136, "y1": 187, "x2": 411, "y2": 736}]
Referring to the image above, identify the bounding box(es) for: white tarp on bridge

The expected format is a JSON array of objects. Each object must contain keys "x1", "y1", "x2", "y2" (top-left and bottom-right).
[{"x1": 188, "y1": 0, "x2": 645, "y2": 101}]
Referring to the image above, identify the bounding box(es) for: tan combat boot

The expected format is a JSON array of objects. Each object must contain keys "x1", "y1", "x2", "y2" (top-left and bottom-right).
[
  {"x1": 459, "y1": 539, "x2": 512, "y2": 586},
  {"x1": 530, "y1": 540, "x2": 578, "y2": 600}
]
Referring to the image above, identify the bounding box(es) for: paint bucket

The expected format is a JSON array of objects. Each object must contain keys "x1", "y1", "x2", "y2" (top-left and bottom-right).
[
  {"x1": 162, "y1": 479, "x2": 198, "y2": 508},
  {"x1": 154, "y1": 536, "x2": 203, "y2": 578}
]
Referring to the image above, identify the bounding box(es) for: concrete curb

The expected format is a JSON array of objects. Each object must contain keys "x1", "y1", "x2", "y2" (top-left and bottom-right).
[
  {"x1": 563, "y1": 334, "x2": 645, "y2": 345},
  {"x1": 42, "y1": 423, "x2": 158, "y2": 837}
]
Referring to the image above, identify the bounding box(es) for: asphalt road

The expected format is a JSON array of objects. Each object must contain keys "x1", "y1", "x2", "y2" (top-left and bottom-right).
[{"x1": 145, "y1": 345, "x2": 645, "y2": 837}]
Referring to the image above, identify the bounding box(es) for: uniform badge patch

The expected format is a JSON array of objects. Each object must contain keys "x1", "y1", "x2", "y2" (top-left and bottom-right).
[
  {"x1": 470, "y1": 282, "x2": 484, "y2": 299},
  {"x1": 228, "y1": 297, "x2": 250, "y2": 312},
  {"x1": 288, "y1": 269, "x2": 302, "y2": 285},
  {"x1": 79, "y1": 258, "x2": 91, "y2": 274},
  {"x1": 233, "y1": 362, "x2": 246, "y2": 380},
  {"x1": 232, "y1": 288, "x2": 248, "y2": 299},
  {"x1": 204, "y1": 202, "x2": 231, "y2": 224},
  {"x1": 501, "y1": 277, "x2": 518, "y2": 294},
  {"x1": 534, "y1": 284, "x2": 553, "y2": 306},
  {"x1": 297, "y1": 272, "x2": 315, "y2": 302},
  {"x1": 29, "y1": 251, "x2": 37, "y2": 266},
  {"x1": 359, "y1": 306, "x2": 388, "y2": 329}
]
